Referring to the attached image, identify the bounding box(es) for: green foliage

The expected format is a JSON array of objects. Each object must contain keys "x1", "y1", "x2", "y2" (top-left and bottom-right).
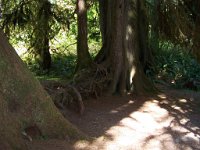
[
  {"x1": 2, "y1": 0, "x2": 101, "y2": 78},
  {"x1": 149, "y1": 42, "x2": 200, "y2": 90},
  {"x1": 23, "y1": 53, "x2": 76, "y2": 80},
  {"x1": 1, "y1": 0, "x2": 75, "y2": 57},
  {"x1": 88, "y1": 2, "x2": 101, "y2": 42},
  {"x1": 22, "y1": 38, "x2": 101, "y2": 80}
]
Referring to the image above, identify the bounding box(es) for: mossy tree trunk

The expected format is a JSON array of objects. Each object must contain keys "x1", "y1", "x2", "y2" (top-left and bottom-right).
[
  {"x1": 95, "y1": 0, "x2": 156, "y2": 95},
  {"x1": 76, "y1": 0, "x2": 92, "y2": 71},
  {"x1": 33, "y1": 0, "x2": 52, "y2": 70},
  {"x1": 0, "y1": 30, "x2": 84, "y2": 149}
]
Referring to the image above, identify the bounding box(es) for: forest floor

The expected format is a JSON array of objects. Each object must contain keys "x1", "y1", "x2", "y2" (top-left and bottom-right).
[{"x1": 28, "y1": 84, "x2": 200, "y2": 150}]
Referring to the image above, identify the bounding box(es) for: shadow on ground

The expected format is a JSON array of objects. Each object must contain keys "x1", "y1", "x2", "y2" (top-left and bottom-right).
[
  {"x1": 63, "y1": 94, "x2": 146, "y2": 138},
  {"x1": 63, "y1": 84, "x2": 200, "y2": 150},
  {"x1": 146, "y1": 85, "x2": 200, "y2": 150},
  {"x1": 29, "y1": 83, "x2": 200, "y2": 150}
]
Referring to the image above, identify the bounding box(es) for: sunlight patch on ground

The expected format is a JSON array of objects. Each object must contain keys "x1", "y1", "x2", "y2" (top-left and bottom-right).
[
  {"x1": 171, "y1": 105, "x2": 186, "y2": 113},
  {"x1": 73, "y1": 98, "x2": 200, "y2": 150},
  {"x1": 179, "y1": 99, "x2": 187, "y2": 103},
  {"x1": 109, "y1": 100, "x2": 135, "y2": 114},
  {"x1": 157, "y1": 94, "x2": 167, "y2": 99}
]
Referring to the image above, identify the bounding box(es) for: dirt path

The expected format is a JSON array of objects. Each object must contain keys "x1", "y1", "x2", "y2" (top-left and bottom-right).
[{"x1": 29, "y1": 85, "x2": 200, "y2": 150}]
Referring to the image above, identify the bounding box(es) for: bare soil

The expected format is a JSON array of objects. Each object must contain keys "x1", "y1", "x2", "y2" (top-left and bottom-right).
[{"x1": 28, "y1": 84, "x2": 200, "y2": 150}]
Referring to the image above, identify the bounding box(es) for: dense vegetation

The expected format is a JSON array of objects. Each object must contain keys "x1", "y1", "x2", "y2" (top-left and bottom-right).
[{"x1": 1, "y1": 0, "x2": 200, "y2": 90}]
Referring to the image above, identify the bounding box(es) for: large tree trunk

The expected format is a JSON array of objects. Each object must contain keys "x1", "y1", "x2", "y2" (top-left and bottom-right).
[
  {"x1": 138, "y1": 0, "x2": 153, "y2": 69},
  {"x1": 192, "y1": 1, "x2": 200, "y2": 63},
  {"x1": 76, "y1": 0, "x2": 92, "y2": 71},
  {"x1": 0, "y1": 30, "x2": 84, "y2": 149},
  {"x1": 96, "y1": 0, "x2": 156, "y2": 94},
  {"x1": 95, "y1": 0, "x2": 109, "y2": 63},
  {"x1": 34, "y1": 0, "x2": 52, "y2": 70},
  {"x1": 150, "y1": 0, "x2": 160, "y2": 52}
]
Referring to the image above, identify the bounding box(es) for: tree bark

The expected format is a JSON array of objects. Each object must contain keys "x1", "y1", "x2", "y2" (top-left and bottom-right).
[
  {"x1": 150, "y1": 0, "x2": 160, "y2": 52},
  {"x1": 96, "y1": 0, "x2": 156, "y2": 95},
  {"x1": 76, "y1": 0, "x2": 92, "y2": 71},
  {"x1": 124, "y1": 0, "x2": 156, "y2": 94},
  {"x1": 0, "y1": 30, "x2": 84, "y2": 149},
  {"x1": 95, "y1": 0, "x2": 109, "y2": 63},
  {"x1": 192, "y1": 1, "x2": 200, "y2": 63},
  {"x1": 33, "y1": 0, "x2": 52, "y2": 70},
  {"x1": 138, "y1": 0, "x2": 153, "y2": 69}
]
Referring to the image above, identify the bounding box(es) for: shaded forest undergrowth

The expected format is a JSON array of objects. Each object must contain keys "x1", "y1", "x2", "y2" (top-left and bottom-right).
[
  {"x1": 27, "y1": 83, "x2": 200, "y2": 150},
  {"x1": 24, "y1": 42, "x2": 200, "y2": 91}
]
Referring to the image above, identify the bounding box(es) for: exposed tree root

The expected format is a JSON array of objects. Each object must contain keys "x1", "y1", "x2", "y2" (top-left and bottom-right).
[
  {"x1": 73, "y1": 64, "x2": 111, "y2": 98},
  {"x1": 41, "y1": 80, "x2": 85, "y2": 115},
  {"x1": 40, "y1": 65, "x2": 111, "y2": 115}
]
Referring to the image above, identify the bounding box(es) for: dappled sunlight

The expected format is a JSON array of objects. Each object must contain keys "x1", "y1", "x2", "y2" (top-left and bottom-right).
[
  {"x1": 78, "y1": 0, "x2": 86, "y2": 13},
  {"x1": 73, "y1": 99, "x2": 172, "y2": 149},
  {"x1": 71, "y1": 90, "x2": 200, "y2": 150},
  {"x1": 109, "y1": 100, "x2": 135, "y2": 114},
  {"x1": 157, "y1": 94, "x2": 167, "y2": 99},
  {"x1": 171, "y1": 105, "x2": 185, "y2": 113},
  {"x1": 125, "y1": 24, "x2": 133, "y2": 41},
  {"x1": 130, "y1": 66, "x2": 136, "y2": 84},
  {"x1": 179, "y1": 99, "x2": 187, "y2": 103}
]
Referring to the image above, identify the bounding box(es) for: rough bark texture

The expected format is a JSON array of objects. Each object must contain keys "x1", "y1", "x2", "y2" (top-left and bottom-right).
[
  {"x1": 95, "y1": 0, "x2": 109, "y2": 63},
  {"x1": 76, "y1": 0, "x2": 92, "y2": 71},
  {"x1": 150, "y1": 0, "x2": 160, "y2": 52},
  {"x1": 96, "y1": 0, "x2": 156, "y2": 94},
  {"x1": 34, "y1": 0, "x2": 52, "y2": 70},
  {"x1": 192, "y1": 1, "x2": 200, "y2": 63},
  {"x1": 0, "y1": 30, "x2": 84, "y2": 149},
  {"x1": 138, "y1": 0, "x2": 153, "y2": 68}
]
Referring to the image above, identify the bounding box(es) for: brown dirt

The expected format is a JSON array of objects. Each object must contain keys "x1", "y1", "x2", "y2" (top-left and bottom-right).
[{"x1": 28, "y1": 84, "x2": 200, "y2": 150}]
